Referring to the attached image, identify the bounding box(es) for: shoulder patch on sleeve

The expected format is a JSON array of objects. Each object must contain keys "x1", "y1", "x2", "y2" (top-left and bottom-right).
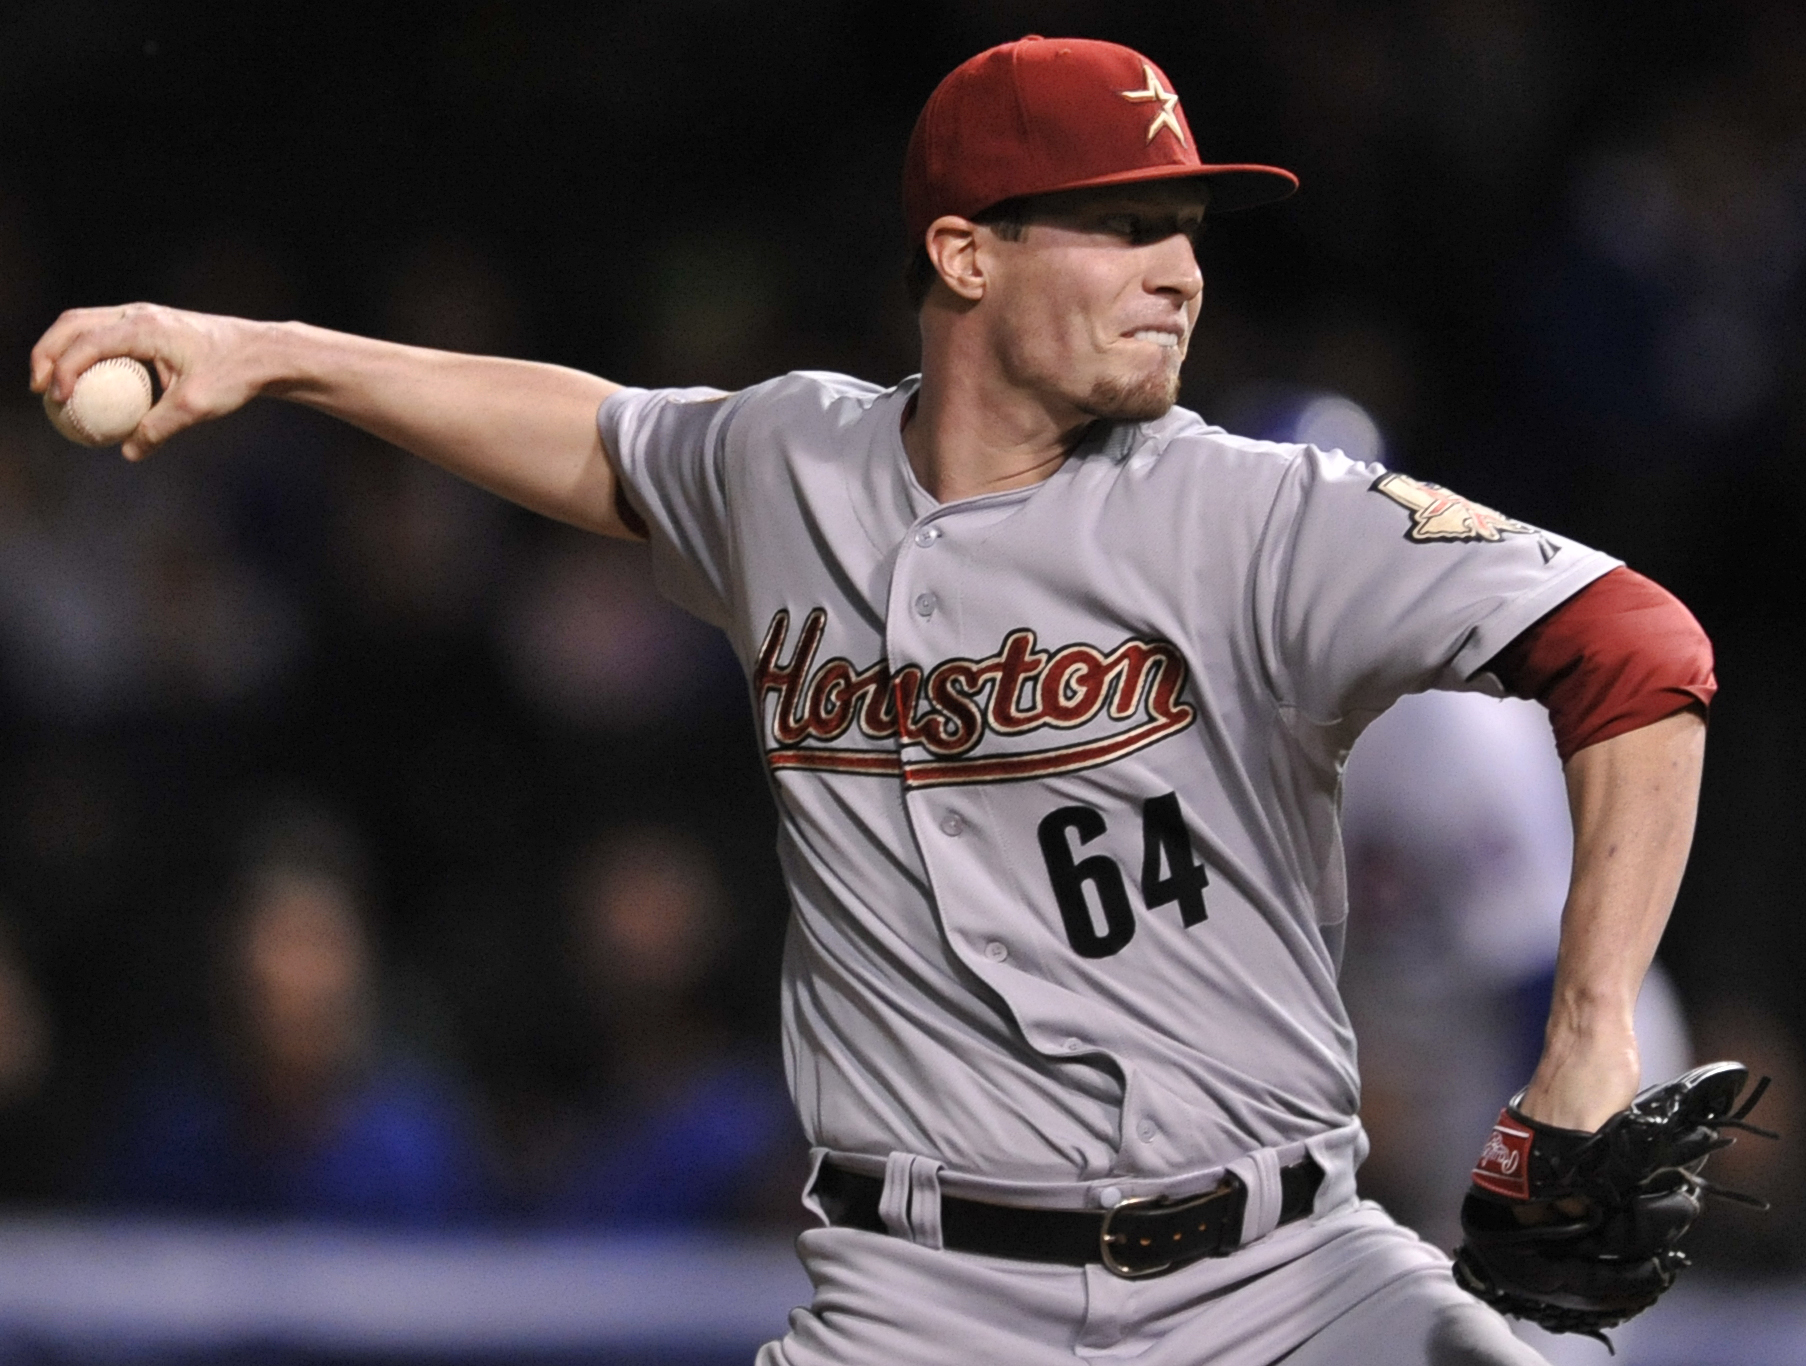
[{"x1": 1371, "y1": 472, "x2": 1538, "y2": 544}]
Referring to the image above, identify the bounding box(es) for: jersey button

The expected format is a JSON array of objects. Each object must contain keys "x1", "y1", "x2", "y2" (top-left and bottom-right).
[
  {"x1": 913, "y1": 591, "x2": 939, "y2": 617},
  {"x1": 914, "y1": 526, "x2": 941, "y2": 548},
  {"x1": 1098, "y1": 1186, "x2": 1124, "y2": 1209},
  {"x1": 1136, "y1": 1119, "x2": 1159, "y2": 1142},
  {"x1": 939, "y1": 813, "x2": 964, "y2": 837},
  {"x1": 1063, "y1": 1037, "x2": 1083, "y2": 1053},
  {"x1": 984, "y1": 940, "x2": 1008, "y2": 962}
]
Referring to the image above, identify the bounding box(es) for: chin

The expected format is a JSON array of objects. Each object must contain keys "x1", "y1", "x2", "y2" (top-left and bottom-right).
[{"x1": 1079, "y1": 365, "x2": 1183, "y2": 423}]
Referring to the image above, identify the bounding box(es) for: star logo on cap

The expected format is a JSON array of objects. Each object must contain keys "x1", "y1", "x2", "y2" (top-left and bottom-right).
[{"x1": 1119, "y1": 63, "x2": 1185, "y2": 146}]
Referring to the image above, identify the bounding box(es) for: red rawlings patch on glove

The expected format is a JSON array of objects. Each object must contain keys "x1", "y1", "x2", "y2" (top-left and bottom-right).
[{"x1": 1472, "y1": 1109, "x2": 1534, "y2": 1199}]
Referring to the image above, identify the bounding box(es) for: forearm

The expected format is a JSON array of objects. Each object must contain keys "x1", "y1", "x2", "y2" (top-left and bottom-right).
[
  {"x1": 31, "y1": 305, "x2": 636, "y2": 538},
  {"x1": 1518, "y1": 709, "x2": 1706, "y2": 1129},
  {"x1": 262, "y1": 323, "x2": 628, "y2": 535}
]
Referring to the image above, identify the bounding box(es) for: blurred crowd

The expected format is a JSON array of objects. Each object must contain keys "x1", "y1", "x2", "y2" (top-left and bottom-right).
[{"x1": 0, "y1": 0, "x2": 1802, "y2": 1278}]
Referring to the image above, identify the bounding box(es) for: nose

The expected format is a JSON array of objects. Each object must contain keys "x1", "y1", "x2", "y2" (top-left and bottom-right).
[{"x1": 1145, "y1": 232, "x2": 1203, "y2": 303}]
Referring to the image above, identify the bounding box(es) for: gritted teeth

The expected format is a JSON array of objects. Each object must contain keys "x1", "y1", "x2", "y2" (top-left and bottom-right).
[{"x1": 1129, "y1": 329, "x2": 1182, "y2": 347}]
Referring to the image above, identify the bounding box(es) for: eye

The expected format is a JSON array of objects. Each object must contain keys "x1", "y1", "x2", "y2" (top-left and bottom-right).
[{"x1": 1090, "y1": 209, "x2": 1205, "y2": 245}]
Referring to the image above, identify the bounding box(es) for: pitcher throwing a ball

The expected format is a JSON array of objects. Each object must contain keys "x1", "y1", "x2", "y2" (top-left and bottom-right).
[{"x1": 33, "y1": 37, "x2": 1757, "y2": 1365}]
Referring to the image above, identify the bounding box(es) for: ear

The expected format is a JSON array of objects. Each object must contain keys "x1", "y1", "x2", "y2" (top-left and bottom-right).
[{"x1": 924, "y1": 215, "x2": 986, "y2": 303}]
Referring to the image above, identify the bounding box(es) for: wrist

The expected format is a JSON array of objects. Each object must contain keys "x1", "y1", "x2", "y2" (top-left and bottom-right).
[
  {"x1": 1520, "y1": 1027, "x2": 1640, "y2": 1130},
  {"x1": 255, "y1": 319, "x2": 320, "y2": 401},
  {"x1": 1541, "y1": 985, "x2": 1636, "y2": 1060}
]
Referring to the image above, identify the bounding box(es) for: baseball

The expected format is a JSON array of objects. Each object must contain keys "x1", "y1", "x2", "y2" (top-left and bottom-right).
[{"x1": 43, "y1": 356, "x2": 154, "y2": 447}]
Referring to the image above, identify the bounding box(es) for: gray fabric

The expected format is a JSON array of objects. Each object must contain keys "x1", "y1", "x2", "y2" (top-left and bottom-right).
[
  {"x1": 1277, "y1": 1262, "x2": 1554, "y2": 1366},
  {"x1": 755, "y1": 1202, "x2": 1549, "y2": 1366},
  {"x1": 599, "y1": 372, "x2": 1618, "y2": 1189}
]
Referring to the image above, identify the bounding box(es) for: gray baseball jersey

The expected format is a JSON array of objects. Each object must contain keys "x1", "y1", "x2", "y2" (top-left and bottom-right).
[{"x1": 598, "y1": 371, "x2": 1618, "y2": 1197}]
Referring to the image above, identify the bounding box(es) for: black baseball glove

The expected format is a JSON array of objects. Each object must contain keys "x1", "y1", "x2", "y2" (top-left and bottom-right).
[{"x1": 1451, "y1": 1061, "x2": 1774, "y2": 1345}]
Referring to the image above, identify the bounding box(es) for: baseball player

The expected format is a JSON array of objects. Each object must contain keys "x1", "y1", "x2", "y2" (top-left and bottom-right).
[{"x1": 31, "y1": 36, "x2": 1722, "y2": 1366}]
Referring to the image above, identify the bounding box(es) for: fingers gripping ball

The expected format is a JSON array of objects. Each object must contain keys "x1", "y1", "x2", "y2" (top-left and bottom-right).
[
  {"x1": 1452, "y1": 1062, "x2": 1776, "y2": 1344},
  {"x1": 43, "y1": 357, "x2": 155, "y2": 447}
]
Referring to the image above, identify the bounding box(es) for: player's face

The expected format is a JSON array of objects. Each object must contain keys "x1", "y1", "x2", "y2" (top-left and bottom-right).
[{"x1": 982, "y1": 183, "x2": 1206, "y2": 423}]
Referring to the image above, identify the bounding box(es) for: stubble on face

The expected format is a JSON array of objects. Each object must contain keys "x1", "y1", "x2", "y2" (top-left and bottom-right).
[
  {"x1": 1079, "y1": 357, "x2": 1183, "y2": 422},
  {"x1": 982, "y1": 182, "x2": 1205, "y2": 426}
]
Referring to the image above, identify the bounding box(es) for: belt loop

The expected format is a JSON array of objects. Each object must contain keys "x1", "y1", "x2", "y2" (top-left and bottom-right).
[
  {"x1": 800, "y1": 1148, "x2": 831, "y2": 1225},
  {"x1": 879, "y1": 1152, "x2": 945, "y2": 1250},
  {"x1": 1227, "y1": 1146, "x2": 1283, "y2": 1246},
  {"x1": 1305, "y1": 1121, "x2": 1365, "y2": 1216},
  {"x1": 908, "y1": 1156, "x2": 944, "y2": 1250}
]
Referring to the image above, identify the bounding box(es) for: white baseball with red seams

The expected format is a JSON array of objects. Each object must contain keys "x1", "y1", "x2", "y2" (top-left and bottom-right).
[
  {"x1": 599, "y1": 371, "x2": 1620, "y2": 1365},
  {"x1": 42, "y1": 356, "x2": 153, "y2": 447}
]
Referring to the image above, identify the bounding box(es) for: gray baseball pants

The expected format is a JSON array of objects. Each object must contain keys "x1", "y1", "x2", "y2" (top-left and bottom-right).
[{"x1": 758, "y1": 1201, "x2": 1550, "y2": 1366}]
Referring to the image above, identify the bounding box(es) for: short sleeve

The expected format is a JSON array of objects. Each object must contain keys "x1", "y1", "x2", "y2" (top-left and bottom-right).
[
  {"x1": 598, "y1": 385, "x2": 746, "y2": 629},
  {"x1": 1254, "y1": 448, "x2": 1621, "y2": 722}
]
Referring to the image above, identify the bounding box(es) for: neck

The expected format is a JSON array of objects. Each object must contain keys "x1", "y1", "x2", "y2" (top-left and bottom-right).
[{"x1": 903, "y1": 322, "x2": 1094, "y2": 503}]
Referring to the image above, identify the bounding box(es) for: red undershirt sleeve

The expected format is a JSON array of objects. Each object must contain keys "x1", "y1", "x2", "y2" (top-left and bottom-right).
[{"x1": 1484, "y1": 566, "x2": 1716, "y2": 763}]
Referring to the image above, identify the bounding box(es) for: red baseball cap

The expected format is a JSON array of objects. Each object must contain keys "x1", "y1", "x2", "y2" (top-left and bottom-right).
[{"x1": 902, "y1": 37, "x2": 1298, "y2": 247}]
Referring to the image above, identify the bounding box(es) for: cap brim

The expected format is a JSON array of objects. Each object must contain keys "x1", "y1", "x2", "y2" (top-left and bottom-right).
[{"x1": 1016, "y1": 162, "x2": 1299, "y2": 214}]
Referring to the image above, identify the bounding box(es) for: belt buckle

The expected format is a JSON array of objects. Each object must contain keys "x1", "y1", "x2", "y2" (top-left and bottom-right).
[{"x1": 1098, "y1": 1178, "x2": 1244, "y2": 1279}]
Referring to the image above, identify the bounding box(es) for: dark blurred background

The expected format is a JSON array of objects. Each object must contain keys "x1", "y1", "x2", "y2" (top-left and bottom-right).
[{"x1": 0, "y1": 1, "x2": 1801, "y2": 1361}]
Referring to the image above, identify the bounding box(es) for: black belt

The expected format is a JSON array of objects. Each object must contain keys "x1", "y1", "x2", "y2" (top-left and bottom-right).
[{"x1": 815, "y1": 1155, "x2": 1323, "y2": 1279}]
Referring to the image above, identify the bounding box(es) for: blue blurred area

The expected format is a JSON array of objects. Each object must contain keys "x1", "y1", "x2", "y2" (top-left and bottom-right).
[
  {"x1": 95, "y1": 1048, "x2": 488, "y2": 1226},
  {"x1": 547, "y1": 1057, "x2": 797, "y2": 1229}
]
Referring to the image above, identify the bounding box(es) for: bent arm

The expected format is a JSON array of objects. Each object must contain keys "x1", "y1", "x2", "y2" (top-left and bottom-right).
[
  {"x1": 1484, "y1": 567, "x2": 1716, "y2": 1131},
  {"x1": 1516, "y1": 710, "x2": 1705, "y2": 1130},
  {"x1": 30, "y1": 305, "x2": 636, "y2": 538}
]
